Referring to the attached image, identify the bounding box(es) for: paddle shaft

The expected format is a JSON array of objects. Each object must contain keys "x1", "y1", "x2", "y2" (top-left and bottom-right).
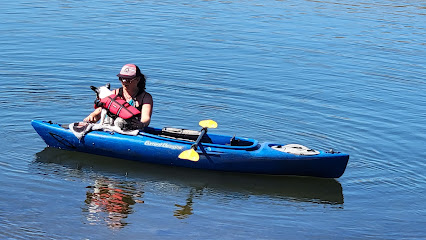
[
  {"x1": 191, "y1": 128, "x2": 207, "y2": 150},
  {"x1": 178, "y1": 120, "x2": 217, "y2": 161}
]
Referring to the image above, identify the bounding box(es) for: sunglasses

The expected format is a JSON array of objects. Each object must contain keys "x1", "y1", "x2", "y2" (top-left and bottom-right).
[{"x1": 119, "y1": 77, "x2": 137, "y2": 83}]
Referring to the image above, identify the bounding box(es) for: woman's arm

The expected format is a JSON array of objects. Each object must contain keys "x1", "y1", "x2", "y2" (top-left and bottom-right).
[
  {"x1": 84, "y1": 107, "x2": 102, "y2": 123},
  {"x1": 138, "y1": 92, "x2": 153, "y2": 128}
]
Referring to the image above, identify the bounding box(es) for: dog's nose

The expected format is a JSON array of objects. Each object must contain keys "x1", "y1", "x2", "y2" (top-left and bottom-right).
[{"x1": 94, "y1": 99, "x2": 103, "y2": 108}]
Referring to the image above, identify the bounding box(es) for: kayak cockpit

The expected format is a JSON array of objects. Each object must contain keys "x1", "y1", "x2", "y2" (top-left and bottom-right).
[{"x1": 57, "y1": 120, "x2": 259, "y2": 150}]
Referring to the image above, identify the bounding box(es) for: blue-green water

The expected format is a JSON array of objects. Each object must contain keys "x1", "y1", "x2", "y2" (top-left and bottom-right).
[{"x1": 0, "y1": 0, "x2": 425, "y2": 239}]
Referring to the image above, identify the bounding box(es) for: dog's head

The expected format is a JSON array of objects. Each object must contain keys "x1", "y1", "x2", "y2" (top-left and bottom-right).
[{"x1": 90, "y1": 83, "x2": 113, "y2": 99}]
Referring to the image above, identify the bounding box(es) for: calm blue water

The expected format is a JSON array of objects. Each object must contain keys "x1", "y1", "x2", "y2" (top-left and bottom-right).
[{"x1": 1, "y1": 0, "x2": 425, "y2": 239}]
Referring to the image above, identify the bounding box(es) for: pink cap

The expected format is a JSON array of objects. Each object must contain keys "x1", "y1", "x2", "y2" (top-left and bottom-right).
[{"x1": 117, "y1": 64, "x2": 139, "y2": 78}]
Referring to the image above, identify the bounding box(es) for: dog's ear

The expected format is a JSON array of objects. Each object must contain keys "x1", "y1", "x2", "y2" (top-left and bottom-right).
[
  {"x1": 90, "y1": 86, "x2": 100, "y2": 97},
  {"x1": 106, "y1": 83, "x2": 111, "y2": 90}
]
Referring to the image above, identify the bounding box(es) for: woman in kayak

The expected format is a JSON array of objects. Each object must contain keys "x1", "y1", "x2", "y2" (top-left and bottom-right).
[{"x1": 84, "y1": 63, "x2": 153, "y2": 128}]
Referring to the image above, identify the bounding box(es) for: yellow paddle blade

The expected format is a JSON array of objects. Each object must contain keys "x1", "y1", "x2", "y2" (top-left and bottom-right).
[
  {"x1": 199, "y1": 119, "x2": 218, "y2": 129},
  {"x1": 178, "y1": 148, "x2": 200, "y2": 162}
]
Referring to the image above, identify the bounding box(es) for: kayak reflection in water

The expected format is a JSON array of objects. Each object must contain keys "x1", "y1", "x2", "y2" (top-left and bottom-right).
[
  {"x1": 84, "y1": 63, "x2": 153, "y2": 129},
  {"x1": 83, "y1": 178, "x2": 144, "y2": 229}
]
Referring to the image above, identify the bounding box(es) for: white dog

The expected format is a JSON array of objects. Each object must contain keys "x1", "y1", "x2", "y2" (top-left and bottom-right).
[{"x1": 90, "y1": 83, "x2": 139, "y2": 136}]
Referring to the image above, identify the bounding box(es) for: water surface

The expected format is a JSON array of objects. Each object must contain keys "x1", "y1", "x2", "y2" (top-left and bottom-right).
[{"x1": 0, "y1": 0, "x2": 425, "y2": 239}]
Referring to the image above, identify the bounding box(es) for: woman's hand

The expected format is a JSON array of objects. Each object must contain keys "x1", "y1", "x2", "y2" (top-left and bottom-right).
[
  {"x1": 84, "y1": 108, "x2": 102, "y2": 123},
  {"x1": 84, "y1": 113, "x2": 99, "y2": 123},
  {"x1": 130, "y1": 118, "x2": 145, "y2": 129}
]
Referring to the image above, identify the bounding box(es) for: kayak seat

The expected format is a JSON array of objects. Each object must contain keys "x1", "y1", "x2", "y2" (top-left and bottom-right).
[
  {"x1": 230, "y1": 138, "x2": 254, "y2": 146},
  {"x1": 159, "y1": 127, "x2": 213, "y2": 143},
  {"x1": 227, "y1": 134, "x2": 254, "y2": 146}
]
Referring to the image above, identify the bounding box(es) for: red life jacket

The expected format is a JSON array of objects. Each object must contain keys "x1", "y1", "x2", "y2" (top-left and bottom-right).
[{"x1": 94, "y1": 94, "x2": 141, "y2": 120}]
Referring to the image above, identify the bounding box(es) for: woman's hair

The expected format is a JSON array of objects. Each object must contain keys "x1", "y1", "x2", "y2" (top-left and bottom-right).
[{"x1": 135, "y1": 65, "x2": 146, "y2": 91}]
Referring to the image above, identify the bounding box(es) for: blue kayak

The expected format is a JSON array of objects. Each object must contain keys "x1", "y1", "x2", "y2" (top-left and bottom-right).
[{"x1": 31, "y1": 120, "x2": 349, "y2": 178}]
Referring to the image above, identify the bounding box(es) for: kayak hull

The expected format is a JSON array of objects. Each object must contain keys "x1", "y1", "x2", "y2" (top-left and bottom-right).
[{"x1": 31, "y1": 120, "x2": 349, "y2": 178}]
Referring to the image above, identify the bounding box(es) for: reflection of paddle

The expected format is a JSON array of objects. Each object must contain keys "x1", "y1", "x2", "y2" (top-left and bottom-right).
[{"x1": 178, "y1": 120, "x2": 218, "y2": 162}]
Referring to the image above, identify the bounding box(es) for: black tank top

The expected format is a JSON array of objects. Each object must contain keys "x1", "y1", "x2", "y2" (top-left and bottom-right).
[{"x1": 117, "y1": 87, "x2": 146, "y2": 111}]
